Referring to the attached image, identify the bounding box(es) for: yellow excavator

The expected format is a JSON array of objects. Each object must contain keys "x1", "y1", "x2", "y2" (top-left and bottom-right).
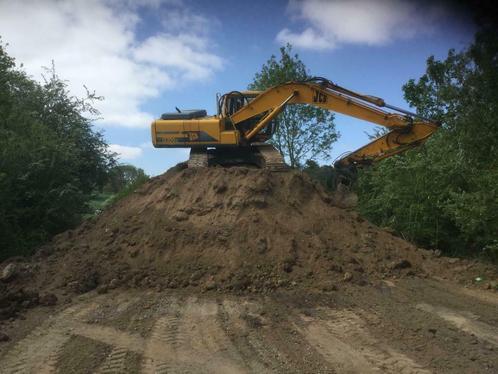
[{"x1": 151, "y1": 77, "x2": 439, "y2": 170}]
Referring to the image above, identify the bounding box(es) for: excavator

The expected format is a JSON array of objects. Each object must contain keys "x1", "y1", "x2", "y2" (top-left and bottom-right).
[{"x1": 151, "y1": 77, "x2": 439, "y2": 172}]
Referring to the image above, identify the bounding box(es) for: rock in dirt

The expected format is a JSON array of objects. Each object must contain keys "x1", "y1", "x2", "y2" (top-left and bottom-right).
[
  {"x1": 80, "y1": 272, "x2": 99, "y2": 293},
  {"x1": 0, "y1": 288, "x2": 40, "y2": 320},
  {"x1": 67, "y1": 281, "x2": 81, "y2": 292},
  {"x1": 39, "y1": 293, "x2": 58, "y2": 306},
  {"x1": 1, "y1": 263, "x2": 17, "y2": 282},
  {"x1": 485, "y1": 281, "x2": 498, "y2": 290},
  {"x1": 96, "y1": 285, "x2": 109, "y2": 294},
  {"x1": 0, "y1": 332, "x2": 9, "y2": 342},
  {"x1": 20, "y1": 289, "x2": 39, "y2": 308},
  {"x1": 319, "y1": 281, "x2": 338, "y2": 292},
  {"x1": 343, "y1": 272, "x2": 353, "y2": 282},
  {"x1": 108, "y1": 278, "x2": 119, "y2": 289},
  {"x1": 390, "y1": 259, "x2": 412, "y2": 270},
  {"x1": 173, "y1": 211, "x2": 188, "y2": 221}
]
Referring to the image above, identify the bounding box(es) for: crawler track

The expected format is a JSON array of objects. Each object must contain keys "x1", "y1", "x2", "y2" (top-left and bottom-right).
[{"x1": 187, "y1": 144, "x2": 288, "y2": 171}]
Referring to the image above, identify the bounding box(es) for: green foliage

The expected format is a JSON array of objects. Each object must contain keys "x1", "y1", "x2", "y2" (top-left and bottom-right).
[
  {"x1": 356, "y1": 28, "x2": 498, "y2": 261},
  {"x1": 0, "y1": 41, "x2": 114, "y2": 259},
  {"x1": 83, "y1": 192, "x2": 115, "y2": 220},
  {"x1": 104, "y1": 164, "x2": 149, "y2": 194},
  {"x1": 105, "y1": 164, "x2": 149, "y2": 205},
  {"x1": 302, "y1": 160, "x2": 340, "y2": 191},
  {"x1": 249, "y1": 44, "x2": 339, "y2": 168},
  {"x1": 84, "y1": 164, "x2": 149, "y2": 219},
  {"x1": 107, "y1": 176, "x2": 149, "y2": 206}
]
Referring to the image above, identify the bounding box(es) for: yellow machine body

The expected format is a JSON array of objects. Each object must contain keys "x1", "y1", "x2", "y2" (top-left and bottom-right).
[{"x1": 151, "y1": 117, "x2": 239, "y2": 148}]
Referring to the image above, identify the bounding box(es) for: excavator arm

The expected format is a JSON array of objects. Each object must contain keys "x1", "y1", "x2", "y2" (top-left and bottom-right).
[{"x1": 229, "y1": 78, "x2": 439, "y2": 168}]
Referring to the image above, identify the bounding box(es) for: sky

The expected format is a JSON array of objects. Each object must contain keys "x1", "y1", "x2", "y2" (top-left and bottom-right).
[{"x1": 0, "y1": 0, "x2": 476, "y2": 176}]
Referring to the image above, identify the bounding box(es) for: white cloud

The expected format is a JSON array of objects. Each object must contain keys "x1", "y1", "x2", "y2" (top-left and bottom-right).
[
  {"x1": 139, "y1": 141, "x2": 154, "y2": 149},
  {"x1": 160, "y1": 6, "x2": 213, "y2": 35},
  {"x1": 109, "y1": 144, "x2": 143, "y2": 160},
  {"x1": 277, "y1": 0, "x2": 443, "y2": 50},
  {"x1": 276, "y1": 28, "x2": 335, "y2": 50},
  {"x1": 133, "y1": 34, "x2": 223, "y2": 80},
  {"x1": 0, "y1": 0, "x2": 223, "y2": 128}
]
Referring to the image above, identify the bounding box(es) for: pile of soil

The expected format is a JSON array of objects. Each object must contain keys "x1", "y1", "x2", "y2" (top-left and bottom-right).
[{"x1": 1, "y1": 164, "x2": 496, "y2": 319}]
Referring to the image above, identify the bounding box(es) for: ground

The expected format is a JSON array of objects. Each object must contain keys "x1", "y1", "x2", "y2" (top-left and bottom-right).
[
  {"x1": 1, "y1": 166, "x2": 497, "y2": 373},
  {"x1": 1, "y1": 277, "x2": 497, "y2": 373}
]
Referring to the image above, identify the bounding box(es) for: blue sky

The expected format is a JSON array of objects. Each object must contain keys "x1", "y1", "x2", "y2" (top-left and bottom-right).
[{"x1": 0, "y1": 0, "x2": 475, "y2": 175}]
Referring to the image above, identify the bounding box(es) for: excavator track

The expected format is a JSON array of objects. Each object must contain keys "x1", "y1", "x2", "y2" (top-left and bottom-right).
[
  {"x1": 186, "y1": 144, "x2": 288, "y2": 171},
  {"x1": 187, "y1": 148, "x2": 209, "y2": 168},
  {"x1": 252, "y1": 143, "x2": 288, "y2": 171}
]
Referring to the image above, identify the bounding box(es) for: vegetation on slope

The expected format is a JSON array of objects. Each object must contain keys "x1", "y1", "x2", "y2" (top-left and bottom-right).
[
  {"x1": 356, "y1": 28, "x2": 498, "y2": 261},
  {"x1": 0, "y1": 41, "x2": 148, "y2": 260}
]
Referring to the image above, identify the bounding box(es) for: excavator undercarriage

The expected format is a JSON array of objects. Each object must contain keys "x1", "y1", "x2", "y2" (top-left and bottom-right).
[{"x1": 187, "y1": 144, "x2": 287, "y2": 171}]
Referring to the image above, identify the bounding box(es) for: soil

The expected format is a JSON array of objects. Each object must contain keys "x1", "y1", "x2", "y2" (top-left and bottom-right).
[
  {"x1": 0, "y1": 281, "x2": 497, "y2": 373},
  {"x1": 0, "y1": 164, "x2": 497, "y2": 373}
]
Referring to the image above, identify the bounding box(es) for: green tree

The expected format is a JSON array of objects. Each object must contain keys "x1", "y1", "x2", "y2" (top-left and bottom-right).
[
  {"x1": 0, "y1": 41, "x2": 114, "y2": 259},
  {"x1": 356, "y1": 28, "x2": 498, "y2": 260},
  {"x1": 302, "y1": 160, "x2": 339, "y2": 191},
  {"x1": 249, "y1": 44, "x2": 338, "y2": 168},
  {"x1": 86, "y1": 164, "x2": 150, "y2": 217},
  {"x1": 105, "y1": 164, "x2": 149, "y2": 194}
]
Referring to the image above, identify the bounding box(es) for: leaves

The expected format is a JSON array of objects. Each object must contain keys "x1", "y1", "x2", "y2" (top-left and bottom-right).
[
  {"x1": 249, "y1": 44, "x2": 339, "y2": 167},
  {"x1": 0, "y1": 41, "x2": 115, "y2": 259},
  {"x1": 357, "y1": 27, "x2": 498, "y2": 260},
  {"x1": 104, "y1": 164, "x2": 149, "y2": 194}
]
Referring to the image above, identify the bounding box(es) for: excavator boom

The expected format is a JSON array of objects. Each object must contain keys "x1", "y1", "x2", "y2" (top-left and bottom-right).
[{"x1": 229, "y1": 78, "x2": 439, "y2": 167}]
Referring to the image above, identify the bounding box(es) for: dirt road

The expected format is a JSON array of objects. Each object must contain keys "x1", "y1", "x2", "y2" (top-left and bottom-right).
[{"x1": 1, "y1": 277, "x2": 497, "y2": 373}]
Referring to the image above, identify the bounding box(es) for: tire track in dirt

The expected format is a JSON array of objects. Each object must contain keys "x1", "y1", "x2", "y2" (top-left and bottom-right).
[
  {"x1": 8, "y1": 291, "x2": 496, "y2": 373},
  {"x1": 141, "y1": 297, "x2": 182, "y2": 374},
  {"x1": 71, "y1": 322, "x2": 145, "y2": 353},
  {"x1": 296, "y1": 308, "x2": 431, "y2": 374},
  {"x1": 142, "y1": 296, "x2": 249, "y2": 373},
  {"x1": 94, "y1": 295, "x2": 144, "y2": 374},
  {"x1": 217, "y1": 300, "x2": 274, "y2": 373},
  {"x1": 97, "y1": 347, "x2": 129, "y2": 374},
  {"x1": 2, "y1": 295, "x2": 255, "y2": 374},
  {"x1": 416, "y1": 303, "x2": 498, "y2": 346},
  {"x1": 176, "y1": 296, "x2": 247, "y2": 373},
  {"x1": 220, "y1": 299, "x2": 332, "y2": 373},
  {"x1": 0, "y1": 301, "x2": 99, "y2": 374},
  {"x1": 0, "y1": 325, "x2": 69, "y2": 374},
  {"x1": 451, "y1": 285, "x2": 498, "y2": 307}
]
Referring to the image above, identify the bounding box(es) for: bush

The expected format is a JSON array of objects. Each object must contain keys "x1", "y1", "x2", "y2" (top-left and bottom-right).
[
  {"x1": 356, "y1": 28, "x2": 498, "y2": 261},
  {"x1": 0, "y1": 42, "x2": 114, "y2": 259}
]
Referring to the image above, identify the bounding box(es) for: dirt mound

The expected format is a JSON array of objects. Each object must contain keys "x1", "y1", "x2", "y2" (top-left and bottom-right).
[{"x1": 1, "y1": 164, "x2": 496, "y2": 319}]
